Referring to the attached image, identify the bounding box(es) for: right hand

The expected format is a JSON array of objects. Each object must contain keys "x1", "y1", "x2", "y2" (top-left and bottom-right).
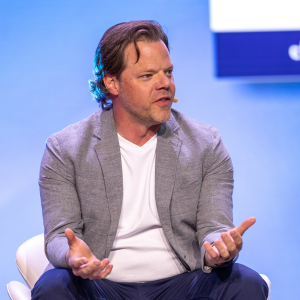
[{"x1": 65, "y1": 228, "x2": 113, "y2": 279}]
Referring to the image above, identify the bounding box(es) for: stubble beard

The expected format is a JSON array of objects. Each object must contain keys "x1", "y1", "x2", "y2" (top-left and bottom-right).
[{"x1": 121, "y1": 92, "x2": 171, "y2": 127}]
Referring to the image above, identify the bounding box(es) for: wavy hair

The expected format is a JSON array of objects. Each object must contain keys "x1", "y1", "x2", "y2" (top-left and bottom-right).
[{"x1": 89, "y1": 20, "x2": 169, "y2": 110}]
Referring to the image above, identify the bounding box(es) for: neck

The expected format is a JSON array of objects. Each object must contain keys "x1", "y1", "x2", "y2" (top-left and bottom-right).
[{"x1": 112, "y1": 106, "x2": 161, "y2": 147}]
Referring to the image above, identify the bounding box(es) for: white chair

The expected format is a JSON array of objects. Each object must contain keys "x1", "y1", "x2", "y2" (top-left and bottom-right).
[
  {"x1": 7, "y1": 234, "x2": 271, "y2": 300},
  {"x1": 7, "y1": 234, "x2": 48, "y2": 300}
]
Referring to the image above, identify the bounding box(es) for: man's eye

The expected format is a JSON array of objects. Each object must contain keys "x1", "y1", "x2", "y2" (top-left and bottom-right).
[
  {"x1": 166, "y1": 70, "x2": 173, "y2": 75},
  {"x1": 142, "y1": 74, "x2": 151, "y2": 78}
]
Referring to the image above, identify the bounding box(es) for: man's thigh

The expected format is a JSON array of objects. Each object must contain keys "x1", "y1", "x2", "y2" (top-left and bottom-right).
[
  {"x1": 31, "y1": 268, "x2": 138, "y2": 300},
  {"x1": 185, "y1": 263, "x2": 269, "y2": 300},
  {"x1": 139, "y1": 263, "x2": 268, "y2": 300},
  {"x1": 31, "y1": 268, "x2": 93, "y2": 300}
]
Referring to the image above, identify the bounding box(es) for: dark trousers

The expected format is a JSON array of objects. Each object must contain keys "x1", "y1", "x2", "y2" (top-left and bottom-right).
[{"x1": 31, "y1": 263, "x2": 268, "y2": 300}]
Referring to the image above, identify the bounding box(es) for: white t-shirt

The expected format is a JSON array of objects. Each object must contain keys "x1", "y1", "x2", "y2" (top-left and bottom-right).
[{"x1": 106, "y1": 133, "x2": 185, "y2": 282}]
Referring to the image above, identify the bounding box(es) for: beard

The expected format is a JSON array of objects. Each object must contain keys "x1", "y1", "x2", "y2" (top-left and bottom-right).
[
  {"x1": 123, "y1": 100, "x2": 171, "y2": 126},
  {"x1": 119, "y1": 86, "x2": 172, "y2": 127}
]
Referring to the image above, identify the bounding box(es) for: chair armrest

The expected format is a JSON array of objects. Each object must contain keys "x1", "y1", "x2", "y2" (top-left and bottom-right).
[{"x1": 6, "y1": 281, "x2": 31, "y2": 300}]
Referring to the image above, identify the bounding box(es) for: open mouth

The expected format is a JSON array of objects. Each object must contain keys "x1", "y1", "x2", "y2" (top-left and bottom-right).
[{"x1": 155, "y1": 98, "x2": 170, "y2": 106}]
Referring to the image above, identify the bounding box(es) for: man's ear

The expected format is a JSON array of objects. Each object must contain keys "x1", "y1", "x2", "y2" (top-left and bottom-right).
[{"x1": 103, "y1": 74, "x2": 119, "y2": 96}]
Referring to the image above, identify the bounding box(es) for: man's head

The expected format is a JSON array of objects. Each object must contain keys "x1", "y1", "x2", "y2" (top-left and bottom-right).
[
  {"x1": 89, "y1": 20, "x2": 170, "y2": 111},
  {"x1": 106, "y1": 38, "x2": 175, "y2": 127}
]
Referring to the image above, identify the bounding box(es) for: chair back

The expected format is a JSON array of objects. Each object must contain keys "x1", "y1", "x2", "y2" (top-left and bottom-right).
[{"x1": 16, "y1": 234, "x2": 49, "y2": 289}]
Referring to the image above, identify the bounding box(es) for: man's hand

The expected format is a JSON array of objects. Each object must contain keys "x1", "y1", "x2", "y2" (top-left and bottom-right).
[
  {"x1": 203, "y1": 217, "x2": 256, "y2": 267},
  {"x1": 65, "y1": 228, "x2": 113, "y2": 279}
]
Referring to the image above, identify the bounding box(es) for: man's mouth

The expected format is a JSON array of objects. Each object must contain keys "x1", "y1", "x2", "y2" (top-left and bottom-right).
[{"x1": 155, "y1": 97, "x2": 171, "y2": 105}]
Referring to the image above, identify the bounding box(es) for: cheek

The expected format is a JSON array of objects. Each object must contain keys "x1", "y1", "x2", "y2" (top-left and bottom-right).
[
  {"x1": 171, "y1": 78, "x2": 176, "y2": 91},
  {"x1": 124, "y1": 80, "x2": 149, "y2": 94}
]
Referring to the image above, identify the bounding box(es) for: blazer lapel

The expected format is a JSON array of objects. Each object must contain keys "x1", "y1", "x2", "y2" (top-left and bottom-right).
[
  {"x1": 93, "y1": 110, "x2": 123, "y2": 255},
  {"x1": 155, "y1": 113, "x2": 182, "y2": 246}
]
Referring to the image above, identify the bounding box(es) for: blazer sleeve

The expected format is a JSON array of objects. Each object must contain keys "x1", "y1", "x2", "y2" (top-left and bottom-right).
[
  {"x1": 195, "y1": 127, "x2": 235, "y2": 271},
  {"x1": 39, "y1": 135, "x2": 84, "y2": 269}
]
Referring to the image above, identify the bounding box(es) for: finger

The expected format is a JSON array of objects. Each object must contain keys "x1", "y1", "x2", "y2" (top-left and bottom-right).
[
  {"x1": 220, "y1": 232, "x2": 236, "y2": 252},
  {"x1": 82, "y1": 259, "x2": 110, "y2": 279},
  {"x1": 98, "y1": 264, "x2": 113, "y2": 279},
  {"x1": 72, "y1": 257, "x2": 89, "y2": 268},
  {"x1": 230, "y1": 230, "x2": 243, "y2": 249},
  {"x1": 91, "y1": 264, "x2": 113, "y2": 279},
  {"x1": 82, "y1": 258, "x2": 109, "y2": 270},
  {"x1": 79, "y1": 260, "x2": 102, "y2": 275},
  {"x1": 235, "y1": 217, "x2": 256, "y2": 236},
  {"x1": 73, "y1": 263, "x2": 101, "y2": 279},
  {"x1": 203, "y1": 242, "x2": 219, "y2": 259},
  {"x1": 214, "y1": 240, "x2": 230, "y2": 260},
  {"x1": 91, "y1": 262, "x2": 113, "y2": 278},
  {"x1": 65, "y1": 228, "x2": 76, "y2": 247}
]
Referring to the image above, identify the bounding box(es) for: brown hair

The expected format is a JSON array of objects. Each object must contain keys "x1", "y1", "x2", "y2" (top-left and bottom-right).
[{"x1": 89, "y1": 20, "x2": 169, "y2": 110}]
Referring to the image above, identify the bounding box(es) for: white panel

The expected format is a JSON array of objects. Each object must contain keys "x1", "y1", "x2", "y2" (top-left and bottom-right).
[{"x1": 210, "y1": 0, "x2": 300, "y2": 32}]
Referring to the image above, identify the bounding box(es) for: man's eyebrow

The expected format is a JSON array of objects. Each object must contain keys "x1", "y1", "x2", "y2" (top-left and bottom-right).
[
  {"x1": 141, "y1": 65, "x2": 174, "y2": 73},
  {"x1": 142, "y1": 69, "x2": 157, "y2": 73},
  {"x1": 165, "y1": 64, "x2": 174, "y2": 70}
]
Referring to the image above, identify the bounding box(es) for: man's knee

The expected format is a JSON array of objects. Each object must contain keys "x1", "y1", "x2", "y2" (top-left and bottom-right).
[
  {"x1": 31, "y1": 268, "x2": 86, "y2": 300},
  {"x1": 233, "y1": 263, "x2": 268, "y2": 290},
  {"x1": 214, "y1": 263, "x2": 269, "y2": 299}
]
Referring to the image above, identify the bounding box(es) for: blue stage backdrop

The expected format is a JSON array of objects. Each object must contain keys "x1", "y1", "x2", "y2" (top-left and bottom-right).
[{"x1": 1, "y1": 1, "x2": 300, "y2": 299}]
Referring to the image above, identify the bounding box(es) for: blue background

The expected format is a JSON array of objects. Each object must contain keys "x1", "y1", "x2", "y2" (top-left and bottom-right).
[{"x1": 1, "y1": 1, "x2": 299, "y2": 299}]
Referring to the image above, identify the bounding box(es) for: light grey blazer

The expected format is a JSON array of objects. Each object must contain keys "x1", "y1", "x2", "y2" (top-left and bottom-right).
[{"x1": 39, "y1": 108, "x2": 234, "y2": 273}]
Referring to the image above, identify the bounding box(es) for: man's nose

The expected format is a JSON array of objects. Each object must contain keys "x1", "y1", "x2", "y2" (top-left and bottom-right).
[{"x1": 156, "y1": 71, "x2": 171, "y2": 89}]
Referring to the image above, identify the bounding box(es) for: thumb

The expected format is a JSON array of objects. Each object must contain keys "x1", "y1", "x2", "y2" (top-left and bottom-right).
[
  {"x1": 65, "y1": 228, "x2": 77, "y2": 247},
  {"x1": 236, "y1": 217, "x2": 256, "y2": 236}
]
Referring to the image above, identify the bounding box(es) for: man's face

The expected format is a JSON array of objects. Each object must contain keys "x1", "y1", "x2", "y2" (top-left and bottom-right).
[{"x1": 115, "y1": 40, "x2": 175, "y2": 127}]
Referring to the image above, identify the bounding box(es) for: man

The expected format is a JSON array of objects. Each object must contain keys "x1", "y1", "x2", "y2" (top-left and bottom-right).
[{"x1": 32, "y1": 21, "x2": 268, "y2": 299}]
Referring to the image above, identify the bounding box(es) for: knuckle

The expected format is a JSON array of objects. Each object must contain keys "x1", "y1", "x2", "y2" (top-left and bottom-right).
[
  {"x1": 233, "y1": 234, "x2": 241, "y2": 241},
  {"x1": 228, "y1": 245, "x2": 236, "y2": 252},
  {"x1": 233, "y1": 250, "x2": 239, "y2": 256},
  {"x1": 235, "y1": 241, "x2": 242, "y2": 249}
]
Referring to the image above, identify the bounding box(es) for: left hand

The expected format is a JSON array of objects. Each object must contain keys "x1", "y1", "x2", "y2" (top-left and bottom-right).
[{"x1": 203, "y1": 217, "x2": 256, "y2": 267}]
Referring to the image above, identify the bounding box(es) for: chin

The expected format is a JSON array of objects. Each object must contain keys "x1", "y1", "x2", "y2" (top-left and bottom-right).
[
  {"x1": 151, "y1": 110, "x2": 171, "y2": 125},
  {"x1": 136, "y1": 107, "x2": 171, "y2": 126}
]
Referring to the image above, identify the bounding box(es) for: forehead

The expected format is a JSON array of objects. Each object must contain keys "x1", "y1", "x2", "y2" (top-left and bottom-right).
[{"x1": 123, "y1": 40, "x2": 171, "y2": 70}]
